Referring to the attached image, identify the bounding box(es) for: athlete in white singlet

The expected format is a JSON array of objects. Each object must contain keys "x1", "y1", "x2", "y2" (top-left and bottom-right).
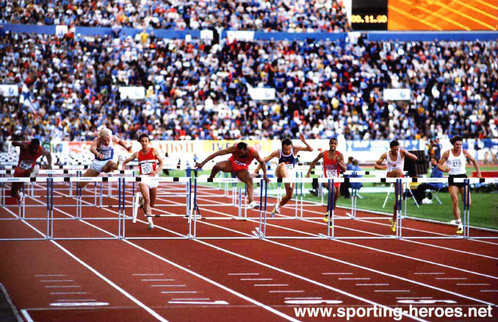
[
  {"x1": 438, "y1": 136, "x2": 481, "y2": 234},
  {"x1": 375, "y1": 140, "x2": 418, "y2": 233}
]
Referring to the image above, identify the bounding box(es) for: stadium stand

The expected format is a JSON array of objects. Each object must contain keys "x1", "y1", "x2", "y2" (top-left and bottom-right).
[
  {"x1": 0, "y1": 30, "x2": 496, "y2": 144},
  {"x1": 2, "y1": 0, "x2": 349, "y2": 32}
]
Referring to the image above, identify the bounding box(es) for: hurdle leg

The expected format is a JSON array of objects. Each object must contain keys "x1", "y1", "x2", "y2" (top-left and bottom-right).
[{"x1": 382, "y1": 183, "x2": 393, "y2": 208}]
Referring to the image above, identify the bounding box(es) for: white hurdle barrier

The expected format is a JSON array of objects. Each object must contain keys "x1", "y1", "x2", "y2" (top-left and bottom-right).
[{"x1": 0, "y1": 176, "x2": 496, "y2": 241}]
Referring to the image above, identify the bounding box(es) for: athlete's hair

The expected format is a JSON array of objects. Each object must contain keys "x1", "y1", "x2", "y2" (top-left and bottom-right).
[
  {"x1": 99, "y1": 128, "x2": 111, "y2": 138},
  {"x1": 329, "y1": 137, "x2": 338, "y2": 143},
  {"x1": 282, "y1": 138, "x2": 292, "y2": 146},
  {"x1": 236, "y1": 142, "x2": 248, "y2": 150},
  {"x1": 450, "y1": 136, "x2": 463, "y2": 145},
  {"x1": 137, "y1": 133, "x2": 150, "y2": 142},
  {"x1": 29, "y1": 139, "x2": 40, "y2": 149},
  {"x1": 390, "y1": 140, "x2": 400, "y2": 148}
]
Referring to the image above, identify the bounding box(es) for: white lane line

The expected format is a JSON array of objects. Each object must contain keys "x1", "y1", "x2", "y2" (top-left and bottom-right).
[
  {"x1": 457, "y1": 283, "x2": 490, "y2": 286},
  {"x1": 151, "y1": 285, "x2": 186, "y2": 288},
  {"x1": 198, "y1": 192, "x2": 497, "y2": 275},
  {"x1": 21, "y1": 193, "x2": 159, "y2": 322},
  {"x1": 161, "y1": 291, "x2": 198, "y2": 294},
  {"x1": 20, "y1": 310, "x2": 33, "y2": 322},
  {"x1": 51, "y1": 188, "x2": 413, "y2": 321},
  {"x1": 435, "y1": 277, "x2": 467, "y2": 280},
  {"x1": 240, "y1": 278, "x2": 273, "y2": 281},
  {"x1": 56, "y1": 299, "x2": 96, "y2": 302},
  {"x1": 480, "y1": 290, "x2": 498, "y2": 292},
  {"x1": 284, "y1": 200, "x2": 497, "y2": 250},
  {"x1": 374, "y1": 290, "x2": 411, "y2": 293},
  {"x1": 35, "y1": 274, "x2": 66, "y2": 277},
  {"x1": 141, "y1": 279, "x2": 174, "y2": 282},
  {"x1": 40, "y1": 280, "x2": 74, "y2": 283},
  {"x1": 322, "y1": 272, "x2": 353, "y2": 275},
  {"x1": 338, "y1": 239, "x2": 498, "y2": 281},
  {"x1": 396, "y1": 297, "x2": 432, "y2": 299},
  {"x1": 50, "y1": 302, "x2": 109, "y2": 307},
  {"x1": 403, "y1": 239, "x2": 498, "y2": 261},
  {"x1": 356, "y1": 283, "x2": 389, "y2": 286},
  {"x1": 190, "y1": 239, "x2": 425, "y2": 321},
  {"x1": 259, "y1": 237, "x2": 496, "y2": 307},
  {"x1": 48, "y1": 241, "x2": 168, "y2": 322},
  {"x1": 43, "y1": 286, "x2": 80, "y2": 288},
  {"x1": 268, "y1": 290, "x2": 305, "y2": 293},
  {"x1": 125, "y1": 241, "x2": 300, "y2": 322},
  {"x1": 50, "y1": 292, "x2": 88, "y2": 295},
  {"x1": 228, "y1": 273, "x2": 260, "y2": 276},
  {"x1": 171, "y1": 298, "x2": 210, "y2": 301},
  {"x1": 338, "y1": 278, "x2": 371, "y2": 280},
  {"x1": 133, "y1": 273, "x2": 164, "y2": 276},
  {"x1": 254, "y1": 284, "x2": 288, "y2": 287},
  {"x1": 414, "y1": 272, "x2": 445, "y2": 275},
  {"x1": 186, "y1": 195, "x2": 496, "y2": 306},
  {"x1": 168, "y1": 300, "x2": 229, "y2": 305},
  {"x1": 285, "y1": 297, "x2": 322, "y2": 300}
]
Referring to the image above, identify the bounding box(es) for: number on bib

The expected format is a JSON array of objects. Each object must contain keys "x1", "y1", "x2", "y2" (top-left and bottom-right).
[
  {"x1": 101, "y1": 150, "x2": 112, "y2": 159},
  {"x1": 19, "y1": 160, "x2": 34, "y2": 170},
  {"x1": 326, "y1": 170, "x2": 337, "y2": 178},
  {"x1": 140, "y1": 162, "x2": 153, "y2": 175}
]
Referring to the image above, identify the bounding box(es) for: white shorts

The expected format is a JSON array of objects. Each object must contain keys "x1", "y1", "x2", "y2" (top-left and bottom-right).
[
  {"x1": 90, "y1": 159, "x2": 112, "y2": 173},
  {"x1": 140, "y1": 177, "x2": 159, "y2": 189},
  {"x1": 277, "y1": 164, "x2": 296, "y2": 183}
]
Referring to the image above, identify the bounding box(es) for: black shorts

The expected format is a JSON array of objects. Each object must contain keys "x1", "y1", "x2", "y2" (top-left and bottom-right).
[{"x1": 448, "y1": 174, "x2": 467, "y2": 187}]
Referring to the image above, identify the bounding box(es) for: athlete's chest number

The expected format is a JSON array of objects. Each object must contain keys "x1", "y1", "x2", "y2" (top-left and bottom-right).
[
  {"x1": 141, "y1": 162, "x2": 153, "y2": 175},
  {"x1": 19, "y1": 160, "x2": 34, "y2": 170}
]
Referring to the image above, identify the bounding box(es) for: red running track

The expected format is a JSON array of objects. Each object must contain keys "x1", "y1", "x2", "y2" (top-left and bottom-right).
[{"x1": 0, "y1": 182, "x2": 496, "y2": 321}]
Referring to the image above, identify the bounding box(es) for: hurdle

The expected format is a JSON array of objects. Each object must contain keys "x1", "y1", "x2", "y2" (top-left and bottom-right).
[{"x1": 231, "y1": 177, "x2": 498, "y2": 240}]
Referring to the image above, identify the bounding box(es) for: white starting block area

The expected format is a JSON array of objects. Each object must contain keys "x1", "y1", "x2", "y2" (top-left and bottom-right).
[{"x1": 0, "y1": 172, "x2": 497, "y2": 241}]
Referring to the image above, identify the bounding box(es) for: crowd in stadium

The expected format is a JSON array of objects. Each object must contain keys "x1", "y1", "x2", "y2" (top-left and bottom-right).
[
  {"x1": 2, "y1": 0, "x2": 349, "y2": 32},
  {"x1": 1, "y1": 30, "x2": 495, "y2": 143}
]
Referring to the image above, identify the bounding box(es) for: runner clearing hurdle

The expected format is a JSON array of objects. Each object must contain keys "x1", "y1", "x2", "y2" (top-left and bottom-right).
[
  {"x1": 10, "y1": 139, "x2": 52, "y2": 203},
  {"x1": 253, "y1": 134, "x2": 313, "y2": 215},
  {"x1": 122, "y1": 134, "x2": 163, "y2": 230},
  {"x1": 195, "y1": 142, "x2": 269, "y2": 209},
  {"x1": 306, "y1": 137, "x2": 346, "y2": 225}
]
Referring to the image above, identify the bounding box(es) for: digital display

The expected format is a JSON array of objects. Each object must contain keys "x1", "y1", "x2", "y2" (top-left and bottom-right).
[
  {"x1": 351, "y1": 0, "x2": 388, "y2": 31},
  {"x1": 351, "y1": 0, "x2": 497, "y2": 31}
]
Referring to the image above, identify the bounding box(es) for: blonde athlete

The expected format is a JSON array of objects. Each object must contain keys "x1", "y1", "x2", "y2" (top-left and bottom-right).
[{"x1": 77, "y1": 128, "x2": 132, "y2": 189}]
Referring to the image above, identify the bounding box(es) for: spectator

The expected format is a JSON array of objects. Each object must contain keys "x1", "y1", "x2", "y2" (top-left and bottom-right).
[{"x1": 413, "y1": 156, "x2": 444, "y2": 204}]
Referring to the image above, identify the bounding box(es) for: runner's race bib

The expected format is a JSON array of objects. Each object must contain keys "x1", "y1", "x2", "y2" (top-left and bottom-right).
[
  {"x1": 140, "y1": 162, "x2": 153, "y2": 175},
  {"x1": 19, "y1": 160, "x2": 34, "y2": 170},
  {"x1": 100, "y1": 149, "x2": 113, "y2": 159}
]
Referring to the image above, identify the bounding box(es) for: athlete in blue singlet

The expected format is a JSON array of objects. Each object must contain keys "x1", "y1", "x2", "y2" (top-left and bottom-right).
[
  {"x1": 77, "y1": 128, "x2": 132, "y2": 188},
  {"x1": 253, "y1": 134, "x2": 313, "y2": 215}
]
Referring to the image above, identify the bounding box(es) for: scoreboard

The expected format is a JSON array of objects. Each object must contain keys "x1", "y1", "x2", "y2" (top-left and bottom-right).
[
  {"x1": 351, "y1": 0, "x2": 388, "y2": 31},
  {"x1": 351, "y1": 0, "x2": 497, "y2": 31}
]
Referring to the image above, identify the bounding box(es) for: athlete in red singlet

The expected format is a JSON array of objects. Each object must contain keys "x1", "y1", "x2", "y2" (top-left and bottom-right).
[
  {"x1": 122, "y1": 134, "x2": 163, "y2": 229},
  {"x1": 195, "y1": 142, "x2": 269, "y2": 209},
  {"x1": 11, "y1": 139, "x2": 52, "y2": 203},
  {"x1": 306, "y1": 137, "x2": 346, "y2": 224}
]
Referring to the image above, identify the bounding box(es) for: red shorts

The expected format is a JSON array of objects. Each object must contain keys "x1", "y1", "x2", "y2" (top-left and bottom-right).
[
  {"x1": 14, "y1": 167, "x2": 33, "y2": 177},
  {"x1": 229, "y1": 157, "x2": 249, "y2": 172}
]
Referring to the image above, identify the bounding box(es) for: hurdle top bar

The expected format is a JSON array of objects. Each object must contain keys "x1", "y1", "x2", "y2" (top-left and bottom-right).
[{"x1": 0, "y1": 176, "x2": 496, "y2": 184}]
